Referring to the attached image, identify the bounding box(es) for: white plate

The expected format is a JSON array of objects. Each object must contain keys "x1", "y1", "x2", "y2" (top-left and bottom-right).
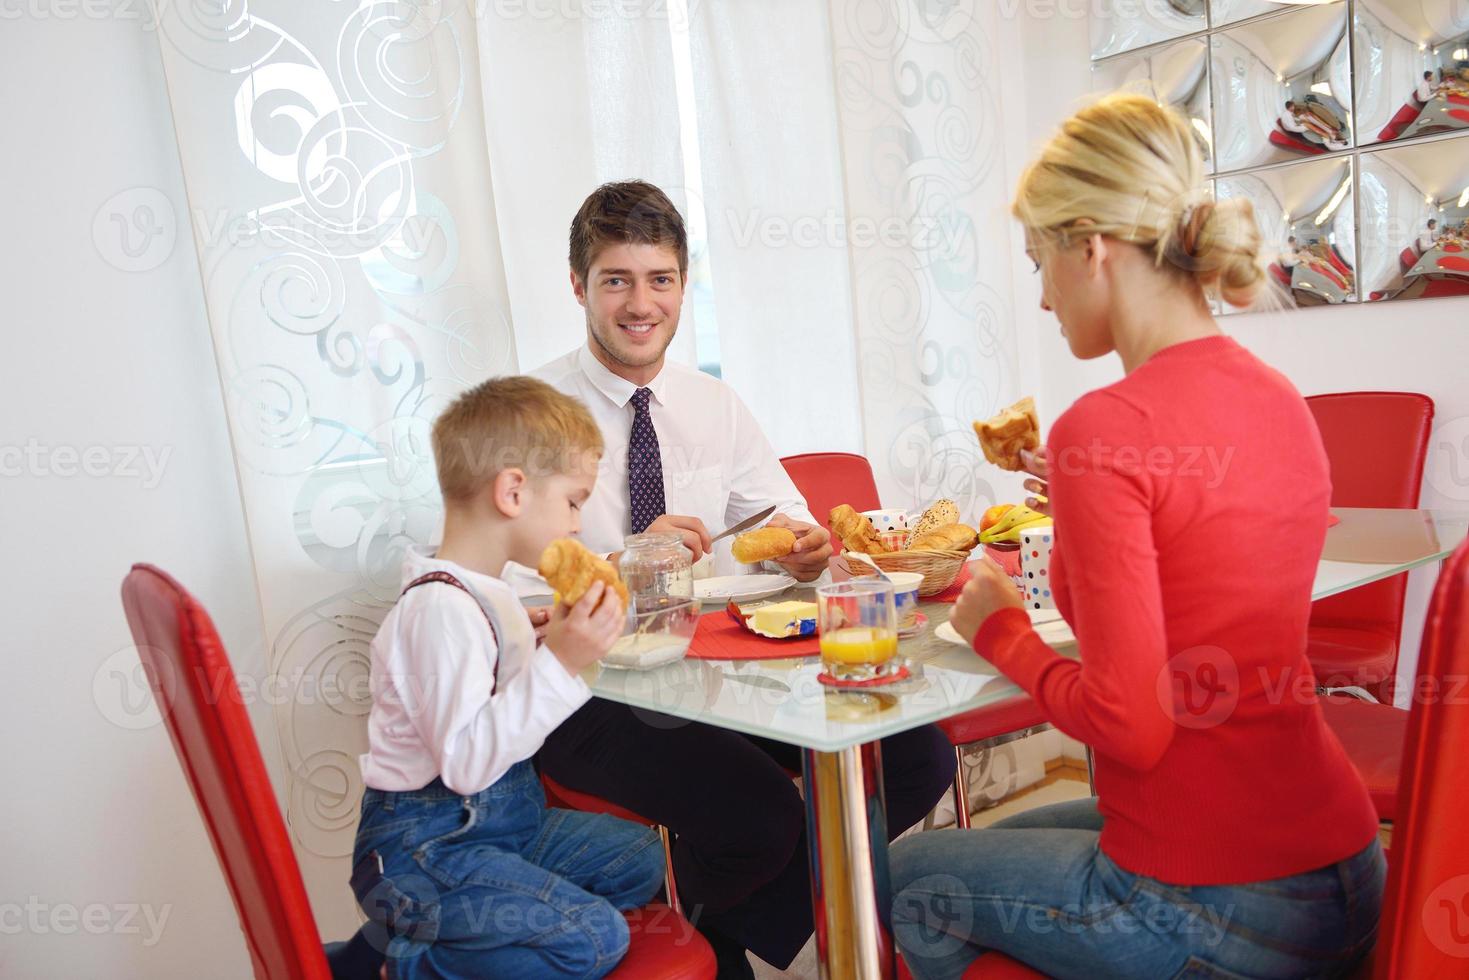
[
  {"x1": 936, "y1": 609, "x2": 1074, "y2": 647},
  {"x1": 693, "y1": 574, "x2": 797, "y2": 603}
]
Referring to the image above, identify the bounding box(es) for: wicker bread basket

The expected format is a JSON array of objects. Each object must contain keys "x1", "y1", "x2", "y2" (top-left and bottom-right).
[{"x1": 839, "y1": 548, "x2": 970, "y2": 597}]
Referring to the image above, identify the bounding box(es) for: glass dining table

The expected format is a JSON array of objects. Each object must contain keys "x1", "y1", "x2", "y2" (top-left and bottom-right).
[{"x1": 582, "y1": 508, "x2": 1468, "y2": 979}]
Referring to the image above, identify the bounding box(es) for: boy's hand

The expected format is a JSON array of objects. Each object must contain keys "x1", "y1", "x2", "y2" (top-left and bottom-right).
[
  {"x1": 543, "y1": 581, "x2": 626, "y2": 676},
  {"x1": 525, "y1": 605, "x2": 551, "y2": 643}
]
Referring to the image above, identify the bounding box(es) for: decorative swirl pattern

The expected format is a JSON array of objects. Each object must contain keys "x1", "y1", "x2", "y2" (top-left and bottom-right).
[{"x1": 155, "y1": 2, "x2": 519, "y2": 908}]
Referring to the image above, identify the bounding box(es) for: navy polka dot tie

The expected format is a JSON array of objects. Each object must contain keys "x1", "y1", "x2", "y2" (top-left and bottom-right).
[{"x1": 628, "y1": 387, "x2": 666, "y2": 535}]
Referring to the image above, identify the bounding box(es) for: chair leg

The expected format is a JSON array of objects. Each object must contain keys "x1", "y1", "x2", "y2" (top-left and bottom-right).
[
  {"x1": 1085, "y1": 745, "x2": 1096, "y2": 796},
  {"x1": 951, "y1": 745, "x2": 971, "y2": 829},
  {"x1": 657, "y1": 824, "x2": 682, "y2": 916}
]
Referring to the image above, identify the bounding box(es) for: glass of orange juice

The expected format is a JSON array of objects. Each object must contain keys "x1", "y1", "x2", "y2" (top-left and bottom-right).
[{"x1": 815, "y1": 580, "x2": 900, "y2": 681}]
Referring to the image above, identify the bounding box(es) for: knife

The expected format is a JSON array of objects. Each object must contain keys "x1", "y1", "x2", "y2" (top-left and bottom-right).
[{"x1": 709, "y1": 505, "x2": 778, "y2": 546}]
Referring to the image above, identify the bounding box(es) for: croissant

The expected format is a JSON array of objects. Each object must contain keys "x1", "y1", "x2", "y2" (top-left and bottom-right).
[
  {"x1": 732, "y1": 526, "x2": 796, "y2": 564},
  {"x1": 829, "y1": 504, "x2": 888, "y2": 555},
  {"x1": 907, "y1": 499, "x2": 960, "y2": 545},
  {"x1": 538, "y1": 538, "x2": 629, "y2": 614},
  {"x1": 909, "y1": 523, "x2": 978, "y2": 552}
]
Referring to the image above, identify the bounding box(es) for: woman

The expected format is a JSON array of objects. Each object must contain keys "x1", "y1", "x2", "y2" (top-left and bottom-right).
[{"x1": 888, "y1": 94, "x2": 1383, "y2": 979}]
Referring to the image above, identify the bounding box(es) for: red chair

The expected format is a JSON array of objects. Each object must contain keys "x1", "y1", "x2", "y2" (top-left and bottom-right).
[
  {"x1": 779, "y1": 452, "x2": 882, "y2": 544},
  {"x1": 120, "y1": 564, "x2": 713, "y2": 980},
  {"x1": 541, "y1": 774, "x2": 683, "y2": 916},
  {"x1": 938, "y1": 698, "x2": 1053, "y2": 830},
  {"x1": 1359, "y1": 533, "x2": 1469, "y2": 976},
  {"x1": 1306, "y1": 393, "x2": 1434, "y2": 699}
]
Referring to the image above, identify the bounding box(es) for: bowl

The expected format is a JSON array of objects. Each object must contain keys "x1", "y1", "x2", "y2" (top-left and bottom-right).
[
  {"x1": 604, "y1": 595, "x2": 702, "y2": 669},
  {"x1": 884, "y1": 571, "x2": 924, "y2": 629}
]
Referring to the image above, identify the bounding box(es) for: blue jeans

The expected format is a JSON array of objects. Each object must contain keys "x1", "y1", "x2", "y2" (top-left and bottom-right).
[
  {"x1": 889, "y1": 799, "x2": 1384, "y2": 980},
  {"x1": 351, "y1": 761, "x2": 667, "y2": 979}
]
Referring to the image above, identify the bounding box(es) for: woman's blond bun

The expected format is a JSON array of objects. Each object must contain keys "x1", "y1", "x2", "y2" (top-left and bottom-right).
[{"x1": 1013, "y1": 93, "x2": 1267, "y2": 309}]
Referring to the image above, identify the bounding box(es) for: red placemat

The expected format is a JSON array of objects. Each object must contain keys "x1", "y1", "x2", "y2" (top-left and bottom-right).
[
  {"x1": 931, "y1": 561, "x2": 973, "y2": 603},
  {"x1": 687, "y1": 610, "x2": 822, "y2": 661}
]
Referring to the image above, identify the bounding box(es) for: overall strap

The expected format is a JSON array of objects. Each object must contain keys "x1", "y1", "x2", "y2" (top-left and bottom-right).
[{"x1": 401, "y1": 571, "x2": 503, "y2": 692}]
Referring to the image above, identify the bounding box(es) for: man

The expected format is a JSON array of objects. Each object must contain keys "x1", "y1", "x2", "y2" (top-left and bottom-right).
[
  {"x1": 1416, "y1": 70, "x2": 1438, "y2": 105},
  {"x1": 529, "y1": 180, "x2": 955, "y2": 978},
  {"x1": 1418, "y1": 218, "x2": 1439, "y2": 254}
]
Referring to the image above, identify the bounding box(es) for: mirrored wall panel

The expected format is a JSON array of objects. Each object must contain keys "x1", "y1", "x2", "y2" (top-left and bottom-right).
[
  {"x1": 1093, "y1": 37, "x2": 1215, "y2": 169},
  {"x1": 1209, "y1": 1, "x2": 1298, "y2": 31},
  {"x1": 1210, "y1": 2, "x2": 1353, "y2": 172},
  {"x1": 1092, "y1": 0, "x2": 1207, "y2": 60},
  {"x1": 1216, "y1": 156, "x2": 1358, "y2": 308},
  {"x1": 1359, "y1": 138, "x2": 1469, "y2": 301},
  {"x1": 1093, "y1": 0, "x2": 1469, "y2": 314},
  {"x1": 1355, "y1": 0, "x2": 1469, "y2": 145}
]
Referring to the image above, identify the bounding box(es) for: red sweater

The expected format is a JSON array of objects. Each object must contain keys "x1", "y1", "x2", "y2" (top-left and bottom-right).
[{"x1": 975, "y1": 335, "x2": 1378, "y2": 884}]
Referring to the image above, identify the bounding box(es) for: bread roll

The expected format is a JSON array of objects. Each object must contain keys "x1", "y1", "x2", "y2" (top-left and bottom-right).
[
  {"x1": 732, "y1": 526, "x2": 797, "y2": 564},
  {"x1": 538, "y1": 538, "x2": 629, "y2": 613},
  {"x1": 829, "y1": 504, "x2": 888, "y2": 555},
  {"x1": 909, "y1": 523, "x2": 978, "y2": 552},
  {"x1": 907, "y1": 499, "x2": 959, "y2": 545}
]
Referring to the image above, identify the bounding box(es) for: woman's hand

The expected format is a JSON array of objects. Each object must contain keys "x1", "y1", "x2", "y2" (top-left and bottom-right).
[
  {"x1": 1020, "y1": 447, "x2": 1051, "y2": 516},
  {"x1": 949, "y1": 557, "x2": 1024, "y2": 646}
]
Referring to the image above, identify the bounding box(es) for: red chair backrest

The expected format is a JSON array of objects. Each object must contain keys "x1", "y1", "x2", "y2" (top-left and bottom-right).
[
  {"x1": 1375, "y1": 536, "x2": 1469, "y2": 976},
  {"x1": 1307, "y1": 393, "x2": 1434, "y2": 633},
  {"x1": 121, "y1": 564, "x2": 329, "y2": 980},
  {"x1": 779, "y1": 452, "x2": 882, "y2": 545}
]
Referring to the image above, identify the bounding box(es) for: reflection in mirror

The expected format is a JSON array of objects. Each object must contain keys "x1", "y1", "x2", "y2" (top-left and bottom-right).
[
  {"x1": 1210, "y1": 3, "x2": 1353, "y2": 172},
  {"x1": 1209, "y1": 1, "x2": 1295, "y2": 32},
  {"x1": 1359, "y1": 137, "x2": 1469, "y2": 301},
  {"x1": 1092, "y1": 0, "x2": 1207, "y2": 61},
  {"x1": 1215, "y1": 156, "x2": 1357, "y2": 310},
  {"x1": 1355, "y1": 0, "x2": 1469, "y2": 145},
  {"x1": 1093, "y1": 38, "x2": 1214, "y2": 168}
]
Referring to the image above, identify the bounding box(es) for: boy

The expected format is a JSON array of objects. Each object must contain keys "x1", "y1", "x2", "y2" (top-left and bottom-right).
[{"x1": 352, "y1": 376, "x2": 666, "y2": 979}]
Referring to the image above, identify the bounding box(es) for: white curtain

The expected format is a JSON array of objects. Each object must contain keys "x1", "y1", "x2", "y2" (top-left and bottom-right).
[
  {"x1": 152, "y1": 0, "x2": 518, "y2": 936},
  {"x1": 152, "y1": 0, "x2": 1039, "y2": 937}
]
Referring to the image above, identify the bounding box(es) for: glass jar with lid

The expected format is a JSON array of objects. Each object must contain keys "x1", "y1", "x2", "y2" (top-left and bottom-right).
[{"x1": 617, "y1": 532, "x2": 694, "y2": 602}]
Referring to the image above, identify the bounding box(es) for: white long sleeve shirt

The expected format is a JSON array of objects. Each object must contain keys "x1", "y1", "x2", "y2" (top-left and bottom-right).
[
  {"x1": 506, "y1": 345, "x2": 816, "y2": 591},
  {"x1": 359, "y1": 546, "x2": 590, "y2": 794}
]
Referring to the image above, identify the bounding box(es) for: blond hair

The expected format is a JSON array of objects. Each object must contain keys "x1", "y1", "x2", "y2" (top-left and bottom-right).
[
  {"x1": 1013, "y1": 93, "x2": 1265, "y2": 309},
  {"x1": 432, "y1": 376, "x2": 604, "y2": 503}
]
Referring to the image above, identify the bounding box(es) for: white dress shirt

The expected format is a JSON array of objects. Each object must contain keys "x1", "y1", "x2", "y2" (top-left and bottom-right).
[
  {"x1": 1417, "y1": 79, "x2": 1436, "y2": 103},
  {"x1": 516, "y1": 344, "x2": 815, "y2": 585},
  {"x1": 1418, "y1": 231, "x2": 1437, "y2": 252},
  {"x1": 359, "y1": 546, "x2": 590, "y2": 794}
]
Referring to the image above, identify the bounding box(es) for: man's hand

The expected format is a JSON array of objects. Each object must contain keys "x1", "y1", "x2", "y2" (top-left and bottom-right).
[
  {"x1": 765, "y1": 513, "x2": 833, "y2": 583},
  {"x1": 949, "y1": 557, "x2": 1024, "y2": 647},
  {"x1": 525, "y1": 604, "x2": 551, "y2": 644},
  {"x1": 643, "y1": 514, "x2": 714, "y2": 562},
  {"x1": 542, "y1": 582, "x2": 625, "y2": 676}
]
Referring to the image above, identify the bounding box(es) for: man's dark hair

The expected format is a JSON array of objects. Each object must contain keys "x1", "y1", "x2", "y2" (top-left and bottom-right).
[{"x1": 569, "y1": 180, "x2": 689, "y2": 283}]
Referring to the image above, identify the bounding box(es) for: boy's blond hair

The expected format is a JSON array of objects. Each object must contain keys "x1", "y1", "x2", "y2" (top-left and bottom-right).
[{"x1": 432, "y1": 376, "x2": 604, "y2": 503}]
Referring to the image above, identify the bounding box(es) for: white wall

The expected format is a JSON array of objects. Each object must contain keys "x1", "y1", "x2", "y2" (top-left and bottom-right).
[{"x1": 2, "y1": 12, "x2": 263, "y2": 979}]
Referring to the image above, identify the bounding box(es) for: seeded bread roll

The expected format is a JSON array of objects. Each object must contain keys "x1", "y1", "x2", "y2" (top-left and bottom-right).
[
  {"x1": 907, "y1": 499, "x2": 960, "y2": 546},
  {"x1": 732, "y1": 526, "x2": 797, "y2": 564},
  {"x1": 538, "y1": 538, "x2": 629, "y2": 613}
]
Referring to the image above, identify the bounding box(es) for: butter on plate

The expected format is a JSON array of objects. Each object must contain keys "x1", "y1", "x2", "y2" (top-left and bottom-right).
[{"x1": 749, "y1": 600, "x2": 818, "y2": 639}]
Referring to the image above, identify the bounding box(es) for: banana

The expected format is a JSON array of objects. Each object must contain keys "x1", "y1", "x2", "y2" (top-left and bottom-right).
[
  {"x1": 982, "y1": 504, "x2": 1044, "y2": 537},
  {"x1": 979, "y1": 511, "x2": 1053, "y2": 544}
]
